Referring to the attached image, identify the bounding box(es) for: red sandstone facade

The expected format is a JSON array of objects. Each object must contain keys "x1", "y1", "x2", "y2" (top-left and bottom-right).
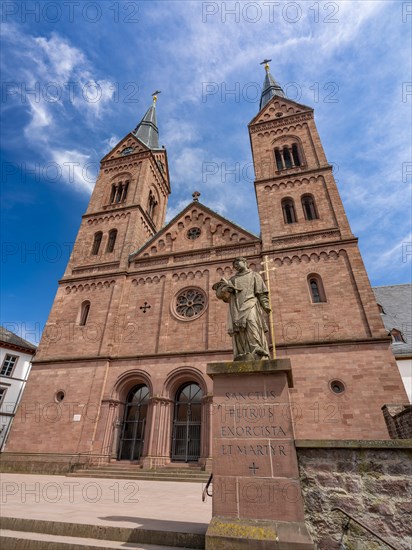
[{"x1": 5, "y1": 82, "x2": 408, "y2": 469}]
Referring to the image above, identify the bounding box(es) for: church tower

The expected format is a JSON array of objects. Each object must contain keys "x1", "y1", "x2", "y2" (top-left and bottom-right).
[
  {"x1": 249, "y1": 61, "x2": 386, "y2": 345},
  {"x1": 35, "y1": 95, "x2": 171, "y2": 362},
  {"x1": 247, "y1": 63, "x2": 406, "y2": 438},
  {"x1": 65, "y1": 93, "x2": 170, "y2": 277}
]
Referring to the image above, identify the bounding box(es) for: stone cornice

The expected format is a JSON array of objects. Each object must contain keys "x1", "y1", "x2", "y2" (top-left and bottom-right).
[
  {"x1": 32, "y1": 337, "x2": 392, "y2": 366},
  {"x1": 101, "y1": 398, "x2": 122, "y2": 406},
  {"x1": 0, "y1": 342, "x2": 36, "y2": 355},
  {"x1": 254, "y1": 164, "x2": 333, "y2": 185},
  {"x1": 101, "y1": 150, "x2": 151, "y2": 168},
  {"x1": 71, "y1": 261, "x2": 121, "y2": 275},
  {"x1": 132, "y1": 242, "x2": 262, "y2": 270},
  {"x1": 59, "y1": 272, "x2": 127, "y2": 285},
  {"x1": 58, "y1": 240, "x2": 361, "y2": 283},
  {"x1": 271, "y1": 229, "x2": 341, "y2": 247},
  {"x1": 149, "y1": 396, "x2": 173, "y2": 404},
  {"x1": 264, "y1": 237, "x2": 358, "y2": 256},
  {"x1": 295, "y1": 439, "x2": 412, "y2": 449},
  {"x1": 250, "y1": 111, "x2": 313, "y2": 134}
]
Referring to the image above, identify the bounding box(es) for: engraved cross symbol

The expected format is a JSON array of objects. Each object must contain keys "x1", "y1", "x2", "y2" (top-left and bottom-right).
[
  {"x1": 140, "y1": 302, "x2": 151, "y2": 313},
  {"x1": 249, "y1": 462, "x2": 259, "y2": 476}
]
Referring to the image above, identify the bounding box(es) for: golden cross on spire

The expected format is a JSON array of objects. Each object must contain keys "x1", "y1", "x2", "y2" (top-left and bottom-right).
[
  {"x1": 152, "y1": 90, "x2": 161, "y2": 104},
  {"x1": 259, "y1": 255, "x2": 277, "y2": 359},
  {"x1": 260, "y1": 58, "x2": 272, "y2": 72}
]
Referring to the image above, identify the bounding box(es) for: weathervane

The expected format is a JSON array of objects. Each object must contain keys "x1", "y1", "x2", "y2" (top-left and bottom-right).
[
  {"x1": 260, "y1": 59, "x2": 272, "y2": 72},
  {"x1": 152, "y1": 90, "x2": 161, "y2": 104}
]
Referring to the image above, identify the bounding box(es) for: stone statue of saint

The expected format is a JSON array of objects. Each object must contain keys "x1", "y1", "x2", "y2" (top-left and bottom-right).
[{"x1": 213, "y1": 257, "x2": 271, "y2": 361}]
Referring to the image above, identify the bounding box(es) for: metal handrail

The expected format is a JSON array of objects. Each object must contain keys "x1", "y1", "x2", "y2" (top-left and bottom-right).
[
  {"x1": 202, "y1": 473, "x2": 213, "y2": 502},
  {"x1": 332, "y1": 507, "x2": 400, "y2": 550}
]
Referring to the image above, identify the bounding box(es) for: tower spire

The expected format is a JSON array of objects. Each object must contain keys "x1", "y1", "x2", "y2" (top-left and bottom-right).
[
  {"x1": 259, "y1": 59, "x2": 286, "y2": 111},
  {"x1": 133, "y1": 91, "x2": 161, "y2": 149}
]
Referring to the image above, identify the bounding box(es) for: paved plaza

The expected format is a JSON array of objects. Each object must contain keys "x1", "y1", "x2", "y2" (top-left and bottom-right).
[{"x1": 0, "y1": 473, "x2": 212, "y2": 549}]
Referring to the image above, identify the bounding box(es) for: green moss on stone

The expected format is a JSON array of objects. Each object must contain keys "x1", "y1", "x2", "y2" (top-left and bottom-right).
[{"x1": 207, "y1": 518, "x2": 278, "y2": 541}]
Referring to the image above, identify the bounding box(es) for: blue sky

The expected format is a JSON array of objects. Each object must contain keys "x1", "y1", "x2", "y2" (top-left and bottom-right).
[{"x1": 1, "y1": 0, "x2": 411, "y2": 345}]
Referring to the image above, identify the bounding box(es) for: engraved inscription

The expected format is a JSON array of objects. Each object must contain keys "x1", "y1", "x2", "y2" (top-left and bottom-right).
[
  {"x1": 225, "y1": 391, "x2": 278, "y2": 400},
  {"x1": 221, "y1": 425, "x2": 287, "y2": 437},
  {"x1": 221, "y1": 444, "x2": 287, "y2": 456}
]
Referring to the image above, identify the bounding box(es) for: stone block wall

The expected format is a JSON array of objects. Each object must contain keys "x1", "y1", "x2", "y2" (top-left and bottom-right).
[
  {"x1": 382, "y1": 405, "x2": 412, "y2": 439},
  {"x1": 296, "y1": 442, "x2": 412, "y2": 550}
]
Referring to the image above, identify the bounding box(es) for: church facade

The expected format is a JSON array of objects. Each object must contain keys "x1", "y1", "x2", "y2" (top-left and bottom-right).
[{"x1": 4, "y1": 66, "x2": 408, "y2": 469}]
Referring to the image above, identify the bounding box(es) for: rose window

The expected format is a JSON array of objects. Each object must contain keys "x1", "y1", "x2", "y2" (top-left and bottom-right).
[
  {"x1": 187, "y1": 227, "x2": 201, "y2": 240},
  {"x1": 174, "y1": 288, "x2": 206, "y2": 319}
]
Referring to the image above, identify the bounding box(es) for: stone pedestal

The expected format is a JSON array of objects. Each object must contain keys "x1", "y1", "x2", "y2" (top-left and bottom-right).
[{"x1": 205, "y1": 359, "x2": 314, "y2": 549}]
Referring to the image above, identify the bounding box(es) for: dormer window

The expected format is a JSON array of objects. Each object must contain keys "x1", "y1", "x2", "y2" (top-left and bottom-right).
[
  {"x1": 390, "y1": 329, "x2": 405, "y2": 343},
  {"x1": 378, "y1": 304, "x2": 385, "y2": 314}
]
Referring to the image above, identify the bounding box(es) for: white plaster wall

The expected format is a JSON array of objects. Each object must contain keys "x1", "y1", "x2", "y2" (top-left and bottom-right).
[
  {"x1": 0, "y1": 347, "x2": 34, "y2": 449},
  {"x1": 397, "y1": 358, "x2": 412, "y2": 403}
]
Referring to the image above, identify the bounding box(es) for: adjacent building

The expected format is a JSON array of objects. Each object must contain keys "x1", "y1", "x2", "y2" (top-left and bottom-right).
[
  {"x1": 0, "y1": 326, "x2": 36, "y2": 450},
  {"x1": 373, "y1": 284, "x2": 412, "y2": 402}
]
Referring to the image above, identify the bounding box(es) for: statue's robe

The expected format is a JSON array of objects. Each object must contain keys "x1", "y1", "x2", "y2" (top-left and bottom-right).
[{"x1": 226, "y1": 269, "x2": 270, "y2": 359}]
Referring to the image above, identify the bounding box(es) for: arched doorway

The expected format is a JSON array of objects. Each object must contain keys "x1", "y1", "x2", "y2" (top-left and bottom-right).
[
  {"x1": 171, "y1": 382, "x2": 203, "y2": 462},
  {"x1": 118, "y1": 385, "x2": 149, "y2": 461}
]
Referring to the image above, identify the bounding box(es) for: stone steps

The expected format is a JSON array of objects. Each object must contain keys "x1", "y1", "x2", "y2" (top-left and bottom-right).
[
  {"x1": 0, "y1": 530, "x2": 197, "y2": 550},
  {"x1": 67, "y1": 466, "x2": 210, "y2": 483},
  {"x1": 0, "y1": 518, "x2": 205, "y2": 550}
]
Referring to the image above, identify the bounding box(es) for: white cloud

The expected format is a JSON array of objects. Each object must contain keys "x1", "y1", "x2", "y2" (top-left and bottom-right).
[
  {"x1": 165, "y1": 199, "x2": 191, "y2": 222},
  {"x1": 24, "y1": 97, "x2": 53, "y2": 136},
  {"x1": 34, "y1": 34, "x2": 86, "y2": 81},
  {"x1": 50, "y1": 149, "x2": 96, "y2": 193},
  {"x1": 1, "y1": 25, "x2": 116, "y2": 193}
]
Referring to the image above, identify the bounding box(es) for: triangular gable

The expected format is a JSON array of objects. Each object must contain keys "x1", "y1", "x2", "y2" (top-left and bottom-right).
[
  {"x1": 130, "y1": 201, "x2": 260, "y2": 260},
  {"x1": 249, "y1": 96, "x2": 313, "y2": 127},
  {"x1": 101, "y1": 133, "x2": 149, "y2": 162}
]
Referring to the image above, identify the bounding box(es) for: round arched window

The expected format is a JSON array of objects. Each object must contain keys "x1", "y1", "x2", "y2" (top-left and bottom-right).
[
  {"x1": 55, "y1": 390, "x2": 65, "y2": 403},
  {"x1": 329, "y1": 379, "x2": 345, "y2": 395},
  {"x1": 187, "y1": 227, "x2": 201, "y2": 240},
  {"x1": 172, "y1": 383, "x2": 203, "y2": 462},
  {"x1": 173, "y1": 288, "x2": 207, "y2": 321}
]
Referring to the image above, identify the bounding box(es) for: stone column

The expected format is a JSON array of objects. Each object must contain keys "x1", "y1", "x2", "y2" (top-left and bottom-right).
[
  {"x1": 288, "y1": 146, "x2": 296, "y2": 168},
  {"x1": 205, "y1": 359, "x2": 314, "y2": 550},
  {"x1": 279, "y1": 150, "x2": 286, "y2": 170},
  {"x1": 201, "y1": 394, "x2": 214, "y2": 471},
  {"x1": 100, "y1": 399, "x2": 121, "y2": 462},
  {"x1": 142, "y1": 397, "x2": 173, "y2": 469}
]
